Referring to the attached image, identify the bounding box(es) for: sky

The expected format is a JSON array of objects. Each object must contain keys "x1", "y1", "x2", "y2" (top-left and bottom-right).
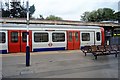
[{"x1": 3, "y1": 0, "x2": 120, "y2": 20}]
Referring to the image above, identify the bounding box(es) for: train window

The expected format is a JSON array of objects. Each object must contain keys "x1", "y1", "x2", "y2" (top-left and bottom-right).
[
  {"x1": 22, "y1": 32, "x2": 27, "y2": 42},
  {"x1": 52, "y1": 33, "x2": 65, "y2": 42},
  {"x1": 96, "y1": 32, "x2": 100, "y2": 41},
  {"x1": 0, "y1": 32, "x2": 6, "y2": 43},
  {"x1": 11, "y1": 32, "x2": 18, "y2": 42},
  {"x1": 69, "y1": 32, "x2": 72, "y2": 42},
  {"x1": 82, "y1": 33, "x2": 90, "y2": 41},
  {"x1": 75, "y1": 32, "x2": 79, "y2": 41},
  {"x1": 34, "y1": 33, "x2": 48, "y2": 42}
]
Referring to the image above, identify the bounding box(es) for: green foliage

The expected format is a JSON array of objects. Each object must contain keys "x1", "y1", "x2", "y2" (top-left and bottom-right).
[
  {"x1": 46, "y1": 15, "x2": 62, "y2": 20},
  {"x1": 114, "y1": 12, "x2": 120, "y2": 21},
  {"x1": 81, "y1": 12, "x2": 90, "y2": 21},
  {"x1": 29, "y1": 5, "x2": 35, "y2": 15},
  {"x1": 81, "y1": 8, "x2": 117, "y2": 22},
  {"x1": 102, "y1": 8, "x2": 115, "y2": 21},
  {"x1": 2, "y1": 1, "x2": 35, "y2": 18}
]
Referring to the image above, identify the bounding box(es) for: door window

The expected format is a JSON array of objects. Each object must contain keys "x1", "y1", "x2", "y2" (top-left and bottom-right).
[
  {"x1": 75, "y1": 32, "x2": 79, "y2": 41},
  {"x1": 96, "y1": 32, "x2": 101, "y2": 41},
  {"x1": 0, "y1": 32, "x2": 6, "y2": 43},
  {"x1": 22, "y1": 32, "x2": 27, "y2": 42},
  {"x1": 69, "y1": 32, "x2": 72, "y2": 42},
  {"x1": 11, "y1": 32, "x2": 18, "y2": 42}
]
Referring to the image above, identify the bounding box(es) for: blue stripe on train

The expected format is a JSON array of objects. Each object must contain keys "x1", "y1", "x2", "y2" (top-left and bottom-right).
[
  {"x1": 33, "y1": 47, "x2": 65, "y2": 52},
  {"x1": 0, "y1": 50, "x2": 7, "y2": 54}
]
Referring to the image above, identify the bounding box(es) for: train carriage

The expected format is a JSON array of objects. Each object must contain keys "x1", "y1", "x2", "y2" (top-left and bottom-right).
[{"x1": 0, "y1": 24, "x2": 105, "y2": 53}]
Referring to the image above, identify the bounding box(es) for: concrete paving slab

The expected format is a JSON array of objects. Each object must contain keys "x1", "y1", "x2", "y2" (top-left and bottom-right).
[{"x1": 1, "y1": 50, "x2": 118, "y2": 78}]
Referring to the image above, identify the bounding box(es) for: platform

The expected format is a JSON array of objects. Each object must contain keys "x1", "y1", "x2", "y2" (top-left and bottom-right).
[{"x1": 1, "y1": 50, "x2": 118, "y2": 78}]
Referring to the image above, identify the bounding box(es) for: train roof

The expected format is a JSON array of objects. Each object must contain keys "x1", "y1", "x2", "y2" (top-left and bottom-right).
[{"x1": 0, "y1": 24, "x2": 101, "y2": 30}]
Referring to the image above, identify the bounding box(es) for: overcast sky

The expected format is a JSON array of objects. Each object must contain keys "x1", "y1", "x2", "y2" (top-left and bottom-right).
[{"x1": 6, "y1": 0, "x2": 120, "y2": 20}]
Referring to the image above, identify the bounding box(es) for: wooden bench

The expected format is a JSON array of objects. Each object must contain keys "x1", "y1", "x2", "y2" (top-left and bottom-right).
[
  {"x1": 91, "y1": 45, "x2": 118, "y2": 60},
  {"x1": 105, "y1": 45, "x2": 118, "y2": 57},
  {"x1": 91, "y1": 45, "x2": 104, "y2": 60},
  {"x1": 81, "y1": 46, "x2": 91, "y2": 56}
]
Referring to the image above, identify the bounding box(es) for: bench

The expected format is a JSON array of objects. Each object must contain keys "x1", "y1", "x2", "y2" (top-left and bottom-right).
[
  {"x1": 91, "y1": 45, "x2": 105, "y2": 60},
  {"x1": 91, "y1": 45, "x2": 118, "y2": 60},
  {"x1": 105, "y1": 45, "x2": 118, "y2": 57}
]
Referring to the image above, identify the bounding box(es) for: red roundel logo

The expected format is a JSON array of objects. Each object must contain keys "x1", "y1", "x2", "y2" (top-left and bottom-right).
[{"x1": 48, "y1": 43, "x2": 53, "y2": 47}]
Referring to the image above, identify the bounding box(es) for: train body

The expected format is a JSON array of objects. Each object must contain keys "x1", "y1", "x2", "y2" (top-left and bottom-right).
[{"x1": 0, "y1": 24, "x2": 105, "y2": 53}]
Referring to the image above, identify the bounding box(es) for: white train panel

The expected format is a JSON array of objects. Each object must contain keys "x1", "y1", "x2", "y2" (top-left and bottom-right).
[
  {"x1": 50, "y1": 31, "x2": 67, "y2": 49},
  {"x1": 32, "y1": 31, "x2": 50, "y2": 52},
  {"x1": 80, "y1": 31, "x2": 95, "y2": 48},
  {"x1": 32, "y1": 31, "x2": 67, "y2": 52},
  {"x1": 0, "y1": 31, "x2": 8, "y2": 53},
  {"x1": 95, "y1": 30, "x2": 102, "y2": 45}
]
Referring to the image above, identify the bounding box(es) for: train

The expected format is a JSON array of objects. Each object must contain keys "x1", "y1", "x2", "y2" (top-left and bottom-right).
[{"x1": 0, "y1": 23, "x2": 105, "y2": 53}]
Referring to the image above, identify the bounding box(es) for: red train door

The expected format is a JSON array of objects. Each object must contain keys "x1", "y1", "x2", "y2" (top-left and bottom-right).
[
  {"x1": 73, "y1": 31, "x2": 80, "y2": 49},
  {"x1": 67, "y1": 31, "x2": 74, "y2": 50},
  {"x1": 21, "y1": 31, "x2": 32, "y2": 52},
  {"x1": 8, "y1": 30, "x2": 32, "y2": 53},
  {"x1": 8, "y1": 30, "x2": 21, "y2": 53},
  {"x1": 67, "y1": 31, "x2": 80, "y2": 50}
]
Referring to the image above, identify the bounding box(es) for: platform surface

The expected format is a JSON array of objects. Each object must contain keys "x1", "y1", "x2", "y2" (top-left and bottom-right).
[{"x1": 1, "y1": 50, "x2": 118, "y2": 78}]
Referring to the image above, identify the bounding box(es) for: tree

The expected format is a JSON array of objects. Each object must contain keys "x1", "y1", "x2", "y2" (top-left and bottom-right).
[
  {"x1": 2, "y1": 1, "x2": 35, "y2": 18},
  {"x1": 81, "y1": 8, "x2": 115, "y2": 22},
  {"x1": 46, "y1": 15, "x2": 62, "y2": 20},
  {"x1": 29, "y1": 5, "x2": 35, "y2": 16},
  {"x1": 81, "y1": 12, "x2": 90, "y2": 21},
  {"x1": 89, "y1": 10, "x2": 98, "y2": 22},
  {"x1": 102, "y1": 8, "x2": 115, "y2": 21},
  {"x1": 2, "y1": 9, "x2": 10, "y2": 17},
  {"x1": 114, "y1": 12, "x2": 120, "y2": 21},
  {"x1": 97, "y1": 8, "x2": 104, "y2": 21}
]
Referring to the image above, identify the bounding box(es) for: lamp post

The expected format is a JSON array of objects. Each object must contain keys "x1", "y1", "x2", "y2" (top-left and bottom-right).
[{"x1": 26, "y1": 0, "x2": 30, "y2": 67}]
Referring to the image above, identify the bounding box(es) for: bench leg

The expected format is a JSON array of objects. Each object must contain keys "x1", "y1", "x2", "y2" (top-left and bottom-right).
[
  {"x1": 85, "y1": 53, "x2": 86, "y2": 56},
  {"x1": 115, "y1": 53, "x2": 117, "y2": 57},
  {"x1": 95, "y1": 56, "x2": 97, "y2": 60}
]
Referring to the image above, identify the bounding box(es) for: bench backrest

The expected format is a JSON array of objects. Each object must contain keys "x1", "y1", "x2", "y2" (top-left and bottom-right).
[
  {"x1": 111, "y1": 45, "x2": 118, "y2": 51},
  {"x1": 105, "y1": 45, "x2": 111, "y2": 51},
  {"x1": 91, "y1": 45, "x2": 98, "y2": 52},
  {"x1": 97, "y1": 45, "x2": 105, "y2": 52}
]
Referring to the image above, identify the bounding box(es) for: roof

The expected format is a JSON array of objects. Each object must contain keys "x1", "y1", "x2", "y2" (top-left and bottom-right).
[
  {"x1": 1, "y1": 23, "x2": 101, "y2": 31},
  {"x1": 1, "y1": 18, "x2": 120, "y2": 27}
]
